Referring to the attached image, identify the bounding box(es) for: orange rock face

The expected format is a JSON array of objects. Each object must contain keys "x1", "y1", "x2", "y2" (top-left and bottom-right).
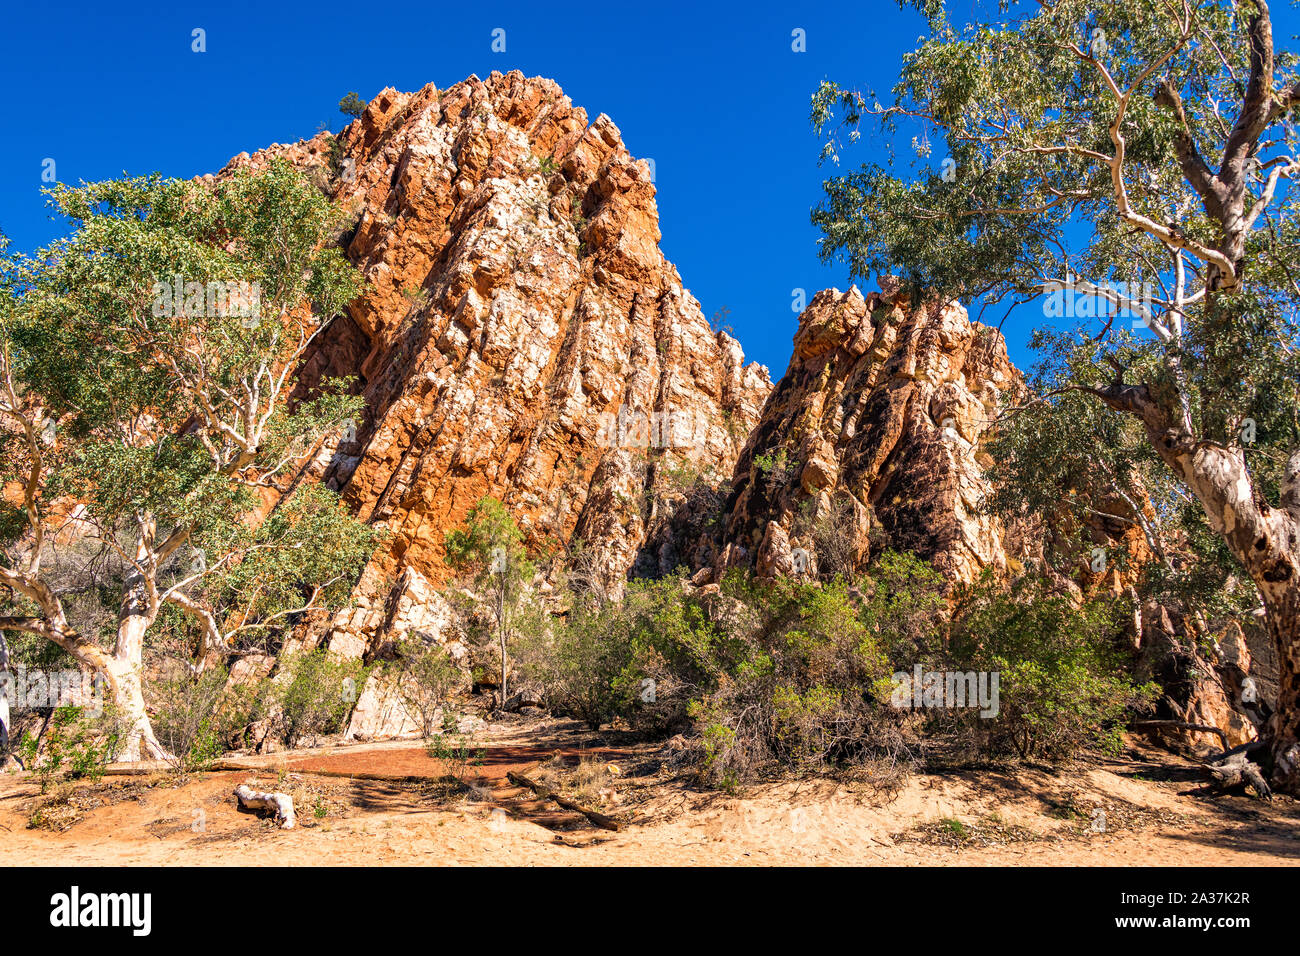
[{"x1": 222, "y1": 72, "x2": 770, "y2": 623}]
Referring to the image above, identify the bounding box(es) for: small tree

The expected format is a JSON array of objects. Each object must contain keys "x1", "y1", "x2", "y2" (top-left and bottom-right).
[
  {"x1": 273, "y1": 649, "x2": 370, "y2": 746},
  {"x1": 443, "y1": 498, "x2": 534, "y2": 705},
  {"x1": 338, "y1": 92, "x2": 367, "y2": 119},
  {"x1": 388, "y1": 634, "x2": 464, "y2": 737}
]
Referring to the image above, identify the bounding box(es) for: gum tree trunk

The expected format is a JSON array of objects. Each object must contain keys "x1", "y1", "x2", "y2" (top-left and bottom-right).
[
  {"x1": 106, "y1": 570, "x2": 171, "y2": 762},
  {"x1": 1093, "y1": 389, "x2": 1300, "y2": 791},
  {"x1": 0, "y1": 632, "x2": 10, "y2": 755},
  {"x1": 1264, "y1": 599, "x2": 1300, "y2": 791}
]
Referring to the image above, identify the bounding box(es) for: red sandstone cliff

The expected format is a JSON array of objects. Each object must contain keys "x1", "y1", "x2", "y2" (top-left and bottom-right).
[{"x1": 219, "y1": 72, "x2": 769, "y2": 668}]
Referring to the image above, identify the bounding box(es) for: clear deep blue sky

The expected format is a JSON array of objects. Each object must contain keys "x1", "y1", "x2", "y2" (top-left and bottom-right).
[{"x1": 2, "y1": 1, "x2": 1296, "y2": 378}]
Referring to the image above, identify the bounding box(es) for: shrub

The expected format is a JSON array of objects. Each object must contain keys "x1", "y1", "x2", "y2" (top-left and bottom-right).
[
  {"x1": 681, "y1": 573, "x2": 909, "y2": 784},
  {"x1": 273, "y1": 650, "x2": 370, "y2": 746},
  {"x1": 216, "y1": 675, "x2": 276, "y2": 751},
  {"x1": 524, "y1": 547, "x2": 1157, "y2": 785},
  {"x1": 385, "y1": 635, "x2": 466, "y2": 738},
  {"x1": 517, "y1": 575, "x2": 711, "y2": 731},
  {"x1": 148, "y1": 663, "x2": 230, "y2": 771},
  {"x1": 18, "y1": 706, "x2": 124, "y2": 791},
  {"x1": 944, "y1": 575, "x2": 1158, "y2": 761},
  {"x1": 518, "y1": 602, "x2": 630, "y2": 729},
  {"x1": 858, "y1": 550, "x2": 949, "y2": 669}
]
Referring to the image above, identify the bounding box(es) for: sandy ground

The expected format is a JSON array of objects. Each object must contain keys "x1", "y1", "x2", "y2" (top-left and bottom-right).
[{"x1": 3, "y1": 720, "x2": 1298, "y2": 866}]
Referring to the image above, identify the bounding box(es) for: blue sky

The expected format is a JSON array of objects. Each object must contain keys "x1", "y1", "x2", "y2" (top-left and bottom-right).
[{"x1": 1, "y1": 1, "x2": 1296, "y2": 378}]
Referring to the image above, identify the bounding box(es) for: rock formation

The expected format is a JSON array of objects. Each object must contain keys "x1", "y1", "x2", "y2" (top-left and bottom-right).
[
  {"x1": 714, "y1": 284, "x2": 1021, "y2": 585},
  {"x1": 215, "y1": 73, "x2": 769, "y2": 703}
]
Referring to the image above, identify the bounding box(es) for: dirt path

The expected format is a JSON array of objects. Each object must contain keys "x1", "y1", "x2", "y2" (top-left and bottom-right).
[{"x1": 3, "y1": 723, "x2": 1297, "y2": 866}]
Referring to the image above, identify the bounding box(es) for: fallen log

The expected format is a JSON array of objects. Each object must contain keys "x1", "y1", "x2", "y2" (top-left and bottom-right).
[
  {"x1": 1204, "y1": 751, "x2": 1272, "y2": 801},
  {"x1": 233, "y1": 784, "x2": 297, "y2": 829},
  {"x1": 103, "y1": 760, "x2": 462, "y2": 788},
  {"x1": 506, "y1": 771, "x2": 622, "y2": 831},
  {"x1": 285, "y1": 767, "x2": 462, "y2": 786}
]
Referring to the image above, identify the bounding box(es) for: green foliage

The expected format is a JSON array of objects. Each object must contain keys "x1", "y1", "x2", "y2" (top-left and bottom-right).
[
  {"x1": 1, "y1": 161, "x2": 372, "y2": 737},
  {"x1": 810, "y1": 1, "x2": 1297, "y2": 305},
  {"x1": 385, "y1": 635, "x2": 466, "y2": 738},
  {"x1": 858, "y1": 549, "x2": 948, "y2": 666},
  {"x1": 198, "y1": 483, "x2": 380, "y2": 650},
  {"x1": 148, "y1": 664, "x2": 230, "y2": 771},
  {"x1": 18, "y1": 706, "x2": 123, "y2": 791},
  {"x1": 526, "y1": 546, "x2": 1155, "y2": 783},
  {"x1": 527, "y1": 567, "x2": 910, "y2": 783},
  {"x1": 946, "y1": 574, "x2": 1159, "y2": 761},
  {"x1": 520, "y1": 573, "x2": 720, "y2": 731},
  {"x1": 809, "y1": 2, "x2": 1299, "y2": 655},
  {"x1": 444, "y1": 497, "x2": 537, "y2": 699},
  {"x1": 424, "y1": 729, "x2": 485, "y2": 767},
  {"x1": 338, "y1": 92, "x2": 367, "y2": 118},
  {"x1": 689, "y1": 572, "x2": 901, "y2": 782},
  {"x1": 273, "y1": 650, "x2": 370, "y2": 745},
  {"x1": 444, "y1": 498, "x2": 530, "y2": 583},
  {"x1": 4, "y1": 159, "x2": 364, "y2": 476},
  {"x1": 518, "y1": 599, "x2": 633, "y2": 729},
  {"x1": 984, "y1": 333, "x2": 1260, "y2": 630},
  {"x1": 753, "y1": 448, "x2": 795, "y2": 477}
]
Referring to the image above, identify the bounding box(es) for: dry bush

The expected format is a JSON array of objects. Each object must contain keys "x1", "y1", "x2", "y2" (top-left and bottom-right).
[{"x1": 533, "y1": 753, "x2": 619, "y2": 809}]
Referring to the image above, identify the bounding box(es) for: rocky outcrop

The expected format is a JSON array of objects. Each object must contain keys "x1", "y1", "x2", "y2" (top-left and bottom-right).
[
  {"x1": 714, "y1": 284, "x2": 1020, "y2": 584},
  {"x1": 220, "y1": 72, "x2": 770, "y2": 656}
]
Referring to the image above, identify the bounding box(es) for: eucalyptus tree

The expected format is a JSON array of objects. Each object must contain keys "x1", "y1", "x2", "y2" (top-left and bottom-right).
[
  {"x1": 812, "y1": 0, "x2": 1300, "y2": 789},
  {"x1": 0, "y1": 160, "x2": 374, "y2": 759}
]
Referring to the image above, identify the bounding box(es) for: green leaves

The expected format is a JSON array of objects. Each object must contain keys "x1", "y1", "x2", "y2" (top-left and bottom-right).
[
  {"x1": 2, "y1": 159, "x2": 373, "y2": 666},
  {"x1": 948, "y1": 574, "x2": 1157, "y2": 760},
  {"x1": 444, "y1": 496, "x2": 532, "y2": 588},
  {"x1": 10, "y1": 159, "x2": 364, "y2": 444},
  {"x1": 200, "y1": 484, "x2": 379, "y2": 641},
  {"x1": 338, "y1": 92, "x2": 367, "y2": 119},
  {"x1": 810, "y1": 0, "x2": 1293, "y2": 301},
  {"x1": 811, "y1": 1, "x2": 1300, "y2": 669}
]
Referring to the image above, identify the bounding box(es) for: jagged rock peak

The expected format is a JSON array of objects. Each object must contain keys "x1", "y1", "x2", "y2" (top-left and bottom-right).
[
  {"x1": 716, "y1": 282, "x2": 1022, "y2": 586},
  {"x1": 220, "y1": 72, "x2": 771, "y2": 659}
]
